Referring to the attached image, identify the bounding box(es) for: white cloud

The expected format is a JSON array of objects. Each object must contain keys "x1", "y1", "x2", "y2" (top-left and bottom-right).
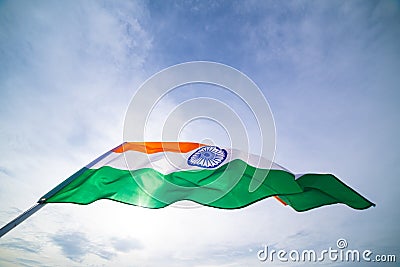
[{"x1": 0, "y1": 0, "x2": 152, "y2": 202}]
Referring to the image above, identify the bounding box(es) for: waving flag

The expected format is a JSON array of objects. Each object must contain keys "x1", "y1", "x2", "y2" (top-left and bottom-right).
[{"x1": 41, "y1": 142, "x2": 374, "y2": 212}]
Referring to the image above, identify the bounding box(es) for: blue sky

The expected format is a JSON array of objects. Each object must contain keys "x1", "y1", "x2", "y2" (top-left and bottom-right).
[{"x1": 0, "y1": 0, "x2": 399, "y2": 266}]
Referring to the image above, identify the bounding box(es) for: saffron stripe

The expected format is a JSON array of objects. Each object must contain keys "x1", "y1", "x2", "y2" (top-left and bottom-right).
[{"x1": 112, "y1": 142, "x2": 205, "y2": 154}]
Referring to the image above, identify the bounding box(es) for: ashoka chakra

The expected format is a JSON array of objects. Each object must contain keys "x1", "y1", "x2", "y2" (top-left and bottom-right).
[{"x1": 187, "y1": 146, "x2": 228, "y2": 168}]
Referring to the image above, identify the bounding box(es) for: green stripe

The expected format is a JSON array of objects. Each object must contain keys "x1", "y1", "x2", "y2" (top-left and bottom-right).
[
  {"x1": 278, "y1": 174, "x2": 375, "y2": 211},
  {"x1": 44, "y1": 159, "x2": 374, "y2": 211}
]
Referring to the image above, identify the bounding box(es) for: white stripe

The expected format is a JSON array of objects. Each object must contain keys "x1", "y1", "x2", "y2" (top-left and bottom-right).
[
  {"x1": 89, "y1": 148, "x2": 289, "y2": 175},
  {"x1": 85, "y1": 143, "x2": 123, "y2": 168}
]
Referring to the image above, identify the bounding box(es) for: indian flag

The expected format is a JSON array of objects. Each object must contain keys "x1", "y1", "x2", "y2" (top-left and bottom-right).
[{"x1": 41, "y1": 142, "x2": 374, "y2": 212}]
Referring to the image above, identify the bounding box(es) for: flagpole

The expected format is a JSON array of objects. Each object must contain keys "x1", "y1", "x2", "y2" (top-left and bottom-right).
[
  {"x1": 0, "y1": 202, "x2": 45, "y2": 238},
  {"x1": 0, "y1": 144, "x2": 122, "y2": 238}
]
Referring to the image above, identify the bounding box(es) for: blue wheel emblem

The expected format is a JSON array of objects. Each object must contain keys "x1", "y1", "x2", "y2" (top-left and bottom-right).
[{"x1": 187, "y1": 146, "x2": 227, "y2": 168}]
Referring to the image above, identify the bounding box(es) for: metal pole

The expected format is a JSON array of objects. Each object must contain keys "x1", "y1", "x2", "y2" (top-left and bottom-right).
[
  {"x1": 0, "y1": 203, "x2": 45, "y2": 238},
  {"x1": 0, "y1": 144, "x2": 121, "y2": 238}
]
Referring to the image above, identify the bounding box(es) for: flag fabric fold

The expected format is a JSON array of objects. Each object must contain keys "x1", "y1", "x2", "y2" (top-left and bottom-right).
[{"x1": 42, "y1": 142, "x2": 374, "y2": 212}]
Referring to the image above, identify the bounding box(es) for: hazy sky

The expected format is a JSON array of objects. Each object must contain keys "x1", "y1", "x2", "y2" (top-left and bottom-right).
[{"x1": 0, "y1": 1, "x2": 399, "y2": 266}]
